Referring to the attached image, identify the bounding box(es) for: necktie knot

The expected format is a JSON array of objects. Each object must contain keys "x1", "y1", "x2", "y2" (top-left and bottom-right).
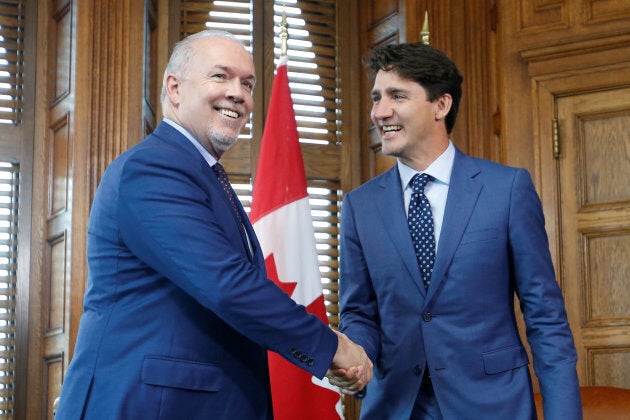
[{"x1": 410, "y1": 173, "x2": 432, "y2": 194}]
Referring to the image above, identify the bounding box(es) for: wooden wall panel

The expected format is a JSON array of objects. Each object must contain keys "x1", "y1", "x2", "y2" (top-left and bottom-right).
[
  {"x1": 581, "y1": 114, "x2": 630, "y2": 205},
  {"x1": 585, "y1": 0, "x2": 630, "y2": 23},
  {"x1": 586, "y1": 234, "x2": 630, "y2": 324},
  {"x1": 51, "y1": 3, "x2": 72, "y2": 103},
  {"x1": 43, "y1": 354, "x2": 64, "y2": 419},
  {"x1": 517, "y1": 0, "x2": 569, "y2": 32},
  {"x1": 588, "y1": 348, "x2": 630, "y2": 388},
  {"x1": 43, "y1": 1, "x2": 74, "y2": 416},
  {"x1": 48, "y1": 114, "x2": 70, "y2": 216},
  {"x1": 45, "y1": 232, "x2": 67, "y2": 334}
]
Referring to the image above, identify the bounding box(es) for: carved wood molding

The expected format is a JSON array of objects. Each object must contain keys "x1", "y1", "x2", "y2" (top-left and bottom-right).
[
  {"x1": 521, "y1": 32, "x2": 630, "y2": 63},
  {"x1": 86, "y1": 0, "x2": 146, "y2": 199},
  {"x1": 520, "y1": 33, "x2": 630, "y2": 76}
]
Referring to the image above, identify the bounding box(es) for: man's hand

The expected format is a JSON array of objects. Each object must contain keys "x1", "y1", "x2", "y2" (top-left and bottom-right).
[{"x1": 326, "y1": 331, "x2": 373, "y2": 395}]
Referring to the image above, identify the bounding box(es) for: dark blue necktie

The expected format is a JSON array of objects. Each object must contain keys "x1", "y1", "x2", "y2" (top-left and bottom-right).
[
  {"x1": 213, "y1": 162, "x2": 245, "y2": 227},
  {"x1": 213, "y1": 162, "x2": 253, "y2": 259},
  {"x1": 408, "y1": 173, "x2": 436, "y2": 289}
]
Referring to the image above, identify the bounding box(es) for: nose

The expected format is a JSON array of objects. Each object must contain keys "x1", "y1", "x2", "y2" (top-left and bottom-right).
[
  {"x1": 371, "y1": 99, "x2": 392, "y2": 121},
  {"x1": 225, "y1": 78, "x2": 245, "y2": 103}
]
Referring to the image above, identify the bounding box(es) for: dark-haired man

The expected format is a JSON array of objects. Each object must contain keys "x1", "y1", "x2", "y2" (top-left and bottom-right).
[{"x1": 336, "y1": 42, "x2": 581, "y2": 419}]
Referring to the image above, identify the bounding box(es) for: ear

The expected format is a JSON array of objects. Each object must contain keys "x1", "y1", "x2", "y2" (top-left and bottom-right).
[
  {"x1": 164, "y1": 73, "x2": 182, "y2": 106},
  {"x1": 434, "y1": 93, "x2": 453, "y2": 121}
]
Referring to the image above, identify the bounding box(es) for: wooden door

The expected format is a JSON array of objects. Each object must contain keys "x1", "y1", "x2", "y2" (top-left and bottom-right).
[
  {"x1": 30, "y1": 1, "x2": 77, "y2": 417},
  {"x1": 535, "y1": 66, "x2": 630, "y2": 389},
  {"x1": 557, "y1": 83, "x2": 630, "y2": 388},
  {"x1": 501, "y1": 0, "x2": 630, "y2": 393}
]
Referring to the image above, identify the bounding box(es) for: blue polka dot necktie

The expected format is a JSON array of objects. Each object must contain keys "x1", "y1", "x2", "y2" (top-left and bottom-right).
[{"x1": 408, "y1": 173, "x2": 436, "y2": 289}]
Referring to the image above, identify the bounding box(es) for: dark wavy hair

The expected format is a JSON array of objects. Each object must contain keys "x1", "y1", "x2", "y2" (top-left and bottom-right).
[{"x1": 367, "y1": 42, "x2": 463, "y2": 134}]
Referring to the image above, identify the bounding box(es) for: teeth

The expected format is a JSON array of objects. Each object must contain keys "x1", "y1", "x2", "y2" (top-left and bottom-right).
[
  {"x1": 383, "y1": 125, "x2": 402, "y2": 132},
  {"x1": 219, "y1": 109, "x2": 239, "y2": 118}
]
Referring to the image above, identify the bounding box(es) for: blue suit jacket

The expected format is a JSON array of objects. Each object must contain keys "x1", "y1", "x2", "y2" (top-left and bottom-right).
[
  {"x1": 56, "y1": 122, "x2": 337, "y2": 419},
  {"x1": 339, "y1": 149, "x2": 581, "y2": 419}
]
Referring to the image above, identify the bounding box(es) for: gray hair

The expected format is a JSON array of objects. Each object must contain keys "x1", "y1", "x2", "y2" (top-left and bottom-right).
[{"x1": 160, "y1": 30, "x2": 244, "y2": 107}]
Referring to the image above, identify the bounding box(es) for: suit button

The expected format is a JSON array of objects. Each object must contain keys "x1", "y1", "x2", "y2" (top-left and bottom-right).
[
  {"x1": 300, "y1": 355, "x2": 309, "y2": 362},
  {"x1": 307, "y1": 359, "x2": 314, "y2": 366},
  {"x1": 414, "y1": 365, "x2": 422, "y2": 375},
  {"x1": 423, "y1": 313, "x2": 432, "y2": 322}
]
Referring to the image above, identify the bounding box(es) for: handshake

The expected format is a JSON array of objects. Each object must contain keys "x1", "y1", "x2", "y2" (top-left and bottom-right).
[{"x1": 326, "y1": 331, "x2": 373, "y2": 396}]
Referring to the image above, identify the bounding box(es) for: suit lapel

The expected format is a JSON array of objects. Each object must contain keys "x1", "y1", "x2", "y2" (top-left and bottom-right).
[
  {"x1": 239, "y1": 203, "x2": 259, "y2": 261},
  {"x1": 375, "y1": 167, "x2": 427, "y2": 295},
  {"x1": 426, "y1": 150, "x2": 482, "y2": 303},
  {"x1": 153, "y1": 122, "x2": 256, "y2": 261}
]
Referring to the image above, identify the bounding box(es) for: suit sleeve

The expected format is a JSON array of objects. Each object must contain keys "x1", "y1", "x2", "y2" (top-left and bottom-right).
[
  {"x1": 508, "y1": 169, "x2": 582, "y2": 419},
  {"x1": 338, "y1": 192, "x2": 381, "y2": 363},
  {"x1": 115, "y1": 146, "x2": 337, "y2": 379}
]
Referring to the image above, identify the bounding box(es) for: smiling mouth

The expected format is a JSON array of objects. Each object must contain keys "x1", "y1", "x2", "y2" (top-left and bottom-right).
[
  {"x1": 217, "y1": 108, "x2": 241, "y2": 119},
  {"x1": 382, "y1": 124, "x2": 402, "y2": 134}
]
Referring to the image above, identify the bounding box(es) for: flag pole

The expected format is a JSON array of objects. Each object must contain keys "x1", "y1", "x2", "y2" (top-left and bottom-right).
[{"x1": 280, "y1": 7, "x2": 288, "y2": 57}]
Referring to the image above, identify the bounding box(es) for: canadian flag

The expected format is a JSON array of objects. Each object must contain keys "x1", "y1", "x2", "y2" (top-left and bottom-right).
[{"x1": 249, "y1": 56, "x2": 342, "y2": 419}]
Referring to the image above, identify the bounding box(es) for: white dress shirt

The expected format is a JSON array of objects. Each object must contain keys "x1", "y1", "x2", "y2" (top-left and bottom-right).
[{"x1": 398, "y1": 141, "x2": 455, "y2": 250}]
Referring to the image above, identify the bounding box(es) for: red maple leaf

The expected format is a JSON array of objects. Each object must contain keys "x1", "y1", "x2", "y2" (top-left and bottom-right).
[{"x1": 265, "y1": 253, "x2": 297, "y2": 298}]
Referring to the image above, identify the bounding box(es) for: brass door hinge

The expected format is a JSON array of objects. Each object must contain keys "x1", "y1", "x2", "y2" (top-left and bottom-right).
[{"x1": 553, "y1": 118, "x2": 560, "y2": 159}]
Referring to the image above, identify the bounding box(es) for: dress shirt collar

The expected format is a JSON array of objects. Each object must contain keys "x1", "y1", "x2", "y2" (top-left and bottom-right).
[
  {"x1": 398, "y1": 141, "x2": 455, "y2": 190},
  {"x1": 163, "y1": 118, "x2": 219, "y2": 167}
]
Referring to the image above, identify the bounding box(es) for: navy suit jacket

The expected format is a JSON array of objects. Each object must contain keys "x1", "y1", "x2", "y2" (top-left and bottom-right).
[
  {"x1": 56, "y1": 122, "x2": 337, "y2": 419},
  {"x1": 339, "y1": 148, "x2": 581, "y2": 419}
]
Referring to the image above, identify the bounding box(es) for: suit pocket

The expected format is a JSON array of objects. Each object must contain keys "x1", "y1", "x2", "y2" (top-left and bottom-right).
[
  {"x1": 142, "y1": 356, "x2": 222, "y2": 392},
  {"x1": 482, "y1": 345, "x2": 529, "y2": 374},
  {"x1": 460, "y1": 228, "x2": 498, "y2": 245}
]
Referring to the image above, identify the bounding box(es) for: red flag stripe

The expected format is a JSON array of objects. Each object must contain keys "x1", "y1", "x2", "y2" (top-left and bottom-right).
[{"x1": 249, "y1": 62, "x2": 307, "y2": 223}]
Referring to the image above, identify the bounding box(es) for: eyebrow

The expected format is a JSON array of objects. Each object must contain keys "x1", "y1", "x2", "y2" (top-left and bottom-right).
[
  {"x1": 215, "y1": 65, "x2": 256, "y2": 85},
  {"x1": 371, "y1": 87, "x2": 408, "y2": 96}
]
